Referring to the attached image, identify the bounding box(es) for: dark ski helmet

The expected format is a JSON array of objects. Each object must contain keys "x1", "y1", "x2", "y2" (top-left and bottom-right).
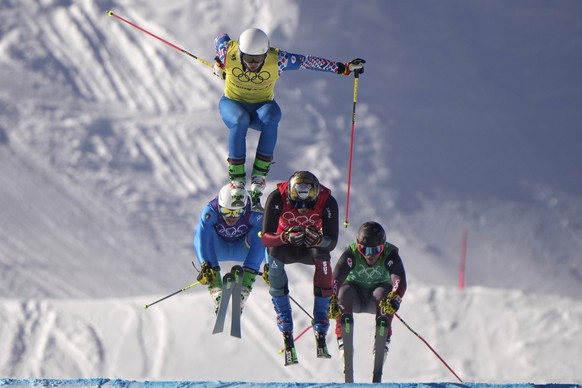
[
  {"x1": 357, "y1": 221, "x2": 386, "y2": 247},
  {"x1": 288, "y1": 171, "x2": 320, "y2": 207}
]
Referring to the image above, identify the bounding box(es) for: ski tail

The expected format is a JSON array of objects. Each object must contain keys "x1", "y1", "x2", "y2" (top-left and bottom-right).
[
  {"x1": 340, "y1": 312, "x2": 354, "y2": 383},
  {"x1": 230, "y1": 265, "x2": 244, "y2": 338},
  {"x1": 212, "y1": 272, "x2": 235, "y2": 334},
  {"x1": 372, "y1": 315, "x2": 390, "y2": 382}
]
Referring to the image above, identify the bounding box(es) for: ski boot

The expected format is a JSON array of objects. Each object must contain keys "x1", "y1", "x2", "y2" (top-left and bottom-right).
[
  {"x1": 337, "y1": 336, "x2": 345, "y2": 358},
  {"x1": 249, "y1": 177, "x2": 265, "y2": 212},
  {"x1": 372, "y1": 336, "x2": 390, "y2": 364},
  {"x1": 283, "y1": 331, "x2": 299, "y2": 366},
  {"x1": 315, "y1": 330, "x2": 331, "y2": 359},
  {"x1": 249, "y1": 154, "x2": 272, "y2": 212},
  {"x1": 210, "y1": 287, "x2": 222, "y2": 315},
  {"x1": 228, "y1": 158, "x2": 246, "y2": 184},
  {"x1": 240, "y1": 286, "x2": 251, "y2": 313},
  {"x1": 239, "y1": 268, "x2": 257, "y2": 314}
]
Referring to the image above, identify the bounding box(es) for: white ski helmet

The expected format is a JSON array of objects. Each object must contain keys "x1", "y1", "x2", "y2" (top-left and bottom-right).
[
  {"x1": 218, "y1": 183, "x2": 249, "y2": 210},
  {"x1": 239, "y1": 28, "x2": 269, "y2": 55}
]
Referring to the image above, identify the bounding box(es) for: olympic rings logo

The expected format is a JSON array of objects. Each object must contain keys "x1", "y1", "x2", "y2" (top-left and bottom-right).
[
  {"x1": 216, "y1": 224, "x2": 249, "y2": 239},
  {"x1": 355, "y1": 265, "x2": 383, "y2": 280},
  {"x1": 232, "y1": 67, "x2": 271, "y2": 84},
  {"x1": 280, "y1": 211, "x2": 321, "y2": 226}
]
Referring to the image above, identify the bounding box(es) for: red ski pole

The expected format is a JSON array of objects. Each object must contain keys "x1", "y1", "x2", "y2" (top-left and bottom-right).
[
  {"x1": 343, "y1": 71, "x2": 360, "y2": 228},
  {"x1": 395, "y1": 312, "x2": 463, "y2": 382},
  {"x1": 278, "y1": 325, "x2": 313, "y2": 354},
  {"x1": 107, "y1": 10, "x2": 212, "y2": 68}
]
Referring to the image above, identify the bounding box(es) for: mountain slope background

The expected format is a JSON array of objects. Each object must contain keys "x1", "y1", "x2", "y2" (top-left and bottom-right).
[{"x1": 1, "y1": 0, "x2": 581, "y2": 383}]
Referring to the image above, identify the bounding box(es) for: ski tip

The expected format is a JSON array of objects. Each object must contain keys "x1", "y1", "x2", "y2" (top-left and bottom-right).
[
  {"x1": 143, "y1": 304, "x2": 148, "y2": 309},
  {"x1": 343, "y1": 221, "x2": 349, "y2": 228},
  {"x1": 106, "y1": 9, "x2": 114, "y2": 16}
]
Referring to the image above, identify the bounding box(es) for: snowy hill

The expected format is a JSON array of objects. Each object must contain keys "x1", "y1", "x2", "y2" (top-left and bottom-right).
[{"x1": 1, "y1": 0, "x2": 582, "y2": 384}]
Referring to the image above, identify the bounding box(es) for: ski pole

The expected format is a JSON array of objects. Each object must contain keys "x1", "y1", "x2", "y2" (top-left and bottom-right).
[
  {"x1": 289, "y1": 294, "x2": 314, "y2": 320},
  {"x1": 395, "y1": 312, "x2": 463, "y2": 382},
  {"x1": 143, "y1": 281, "x2": 201, "y2": 309},
  {"x1": 274, "y1": 295, "x2": 315, "y2": 353},
  {"x1": 343, "y1": 71, "x2": 360, "y2": 228},
  {"x1": 106, "y1": 10, "x2": 213, "y2": 68}
]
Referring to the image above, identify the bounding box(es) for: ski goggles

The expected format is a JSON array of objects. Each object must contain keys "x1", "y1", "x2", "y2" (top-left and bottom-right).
[
  {"x1": 219, "y1": 206, "x2": 246, "y2": 218},
  {"x1": 241, "y1": 53, "x2": 266, "y2": 63},
  {"x1": 357, "y1": 243, "x2": 384, "y2": 256}
]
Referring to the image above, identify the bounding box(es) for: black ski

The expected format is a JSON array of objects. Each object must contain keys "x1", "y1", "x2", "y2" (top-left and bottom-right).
[
  {"x1": 340, "y1": 313, "x2": 355, "y2": 383},
  {"x1": 282, "y1": 331, "x2": 299, "y2": 366},
  {"x1": 230, "y1": 265, "x2": 244, "y2": 338},
  {"x1": 372, "y1": 315, "x2": 390, "y2": 383},
  {"x1": 212, "y1": 272, "x2": 235, "y2": 334}
]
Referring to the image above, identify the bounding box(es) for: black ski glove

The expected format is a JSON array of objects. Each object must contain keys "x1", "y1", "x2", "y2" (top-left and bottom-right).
[
  {"x1": 281, "y1": 226, "x2": 305, "y2": 246},
  {"x1": 380, "y1": 291, "x2": 402, "y2": 315},
  {"x1": 262, "y1": 263, "x2": 270, "y2": 285},
  {"x1": 337, "y1": 58, "x2": 366, "y2": 76},
  {"x1": 328, "y1": 294, "x2": 341, "y2": 319},
  {"x1": 197, "y1": 260, "x2": 220, "y2": 286},
  {"x1": 304, "y1": 225, "x2": 323, "y2": 247}
]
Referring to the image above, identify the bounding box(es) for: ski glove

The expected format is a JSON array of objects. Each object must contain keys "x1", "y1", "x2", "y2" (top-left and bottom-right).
[
  {"x1": 213, "y1": 57, "x2": 226, "y2": 80},
  {"x1": 337, "y1": 58, "x2": 366, "y2": 76},
  {"x1": 197, "y1": 260, "x2": 220, "y2": 286},
  {"x1": 328, "y1": 294, "x2": 341, "y2": 319},
  {"x1": 281, "y1": 225, "x2": 305, "y2": 246},
  {"x1": 380, "y1": 291, "x2": 402, "y2": 315},
  {"x1": 304, "y1": 225, "x2": 323, "y2": 247},
  {"x1": 262, "y1": 263, "x2": 270, "y2": 285}
]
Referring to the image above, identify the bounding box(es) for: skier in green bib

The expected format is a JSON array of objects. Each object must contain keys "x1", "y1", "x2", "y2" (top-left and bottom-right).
[{"x1": 329, "y1": 221, "x2": 407, "y2": 365}]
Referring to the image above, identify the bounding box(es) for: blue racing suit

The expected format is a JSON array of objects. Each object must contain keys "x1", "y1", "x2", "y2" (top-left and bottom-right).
[{"x1": 194, "y1": 196, "x2": 265, "y2": 272}]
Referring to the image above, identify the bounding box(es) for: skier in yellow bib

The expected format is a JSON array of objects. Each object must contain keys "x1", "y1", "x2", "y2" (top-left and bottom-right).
[{"x1": 213, "y1": 28, "x2": 365, "y2": 211}]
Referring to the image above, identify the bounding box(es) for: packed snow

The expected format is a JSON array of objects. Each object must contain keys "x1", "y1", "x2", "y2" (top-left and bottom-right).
[{"x1": 1, "y1": 0, "x2": 581, "y2": 386}]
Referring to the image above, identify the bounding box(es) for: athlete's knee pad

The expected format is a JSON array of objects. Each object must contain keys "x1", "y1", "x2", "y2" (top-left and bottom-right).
[
  {"x1": 313, "y1": 256, "x2": 333, "y2": 297},
  {"x1": 268, "y1": 257, "x2": 289, "y2": 297}
]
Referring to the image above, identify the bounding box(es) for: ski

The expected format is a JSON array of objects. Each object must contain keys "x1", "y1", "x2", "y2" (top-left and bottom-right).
[
  {"x1": 340, "y1": 313, "x2": 355, "y2": 383},
  {"x1": 372, "y1": 315, "x2": 390, "y2": 383},
  {"x1": 230, "y1": 265, "x2": 244, "y2": 338},
  {"x1": 212, "y1": 272, "x2": 235, "y2": 335}
]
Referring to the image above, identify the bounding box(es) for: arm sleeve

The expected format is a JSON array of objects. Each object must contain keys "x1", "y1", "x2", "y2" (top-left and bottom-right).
[
  {"x1": 386, "y1": 249, "x2": 407, "y2": 298},
  {"x1": 318, "y1": 195, "x2": 339, "y2": 251},
  {"x1": 332, "y1": 248, "x2": 354, "y2": 294},
  {"x1": 261, "y1": 190, "x2": 285, "y2": 247},
  {"x1": 278, "y1": 50, "x2": 344, "y2": 74},
  {"x1": 214, "y1": 33, "x2": 231, "y2": 63},
  {"x1": 193, "y1": 204, "x2": 220, "y2": 268}
]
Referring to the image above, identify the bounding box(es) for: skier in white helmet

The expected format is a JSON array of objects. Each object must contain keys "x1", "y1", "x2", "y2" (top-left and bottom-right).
[
  {"x1": 194, "y1": 183, "x2": 266, "y2": 314},
  {"x1": 213, "y1": 28, "x2": 365, "y2": 212}
]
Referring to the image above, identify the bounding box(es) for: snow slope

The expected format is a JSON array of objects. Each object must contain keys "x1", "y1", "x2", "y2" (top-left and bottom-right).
[{"x1": 1, "y1": 0, "x2": 581, "y2": 384}]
